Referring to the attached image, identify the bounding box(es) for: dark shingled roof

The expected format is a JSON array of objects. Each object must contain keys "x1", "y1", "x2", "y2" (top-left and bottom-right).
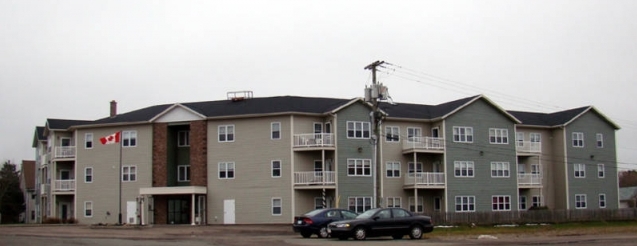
[
  {"x1": 93, "y1": 104, "x2": 172, "y2": 124},
  {"x1": 380, "y1": 95, "x2": 481, "y2": 119},
  {"x1": 35, "y1": 126, "x2": 45, "y2": 140},
  {"x1": 508, "y1": 106, "x2": 590, "y2": 126},
  {"x1": 47, "y1": 118, "x2": 93, "y2": 130}
]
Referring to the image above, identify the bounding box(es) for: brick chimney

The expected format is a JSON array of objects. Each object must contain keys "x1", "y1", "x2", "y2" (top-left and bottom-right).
[{"x1": 110, "y1": 100, "x2": 117, "y2": 118}]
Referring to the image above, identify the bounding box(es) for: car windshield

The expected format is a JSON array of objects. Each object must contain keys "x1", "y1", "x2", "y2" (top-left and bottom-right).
[
  {"x1": 304, "y1": 209, "x2": 326, "y2": 216},
  {"x1": 356, "y1": 208, "x2": 381, "y2": 219}
]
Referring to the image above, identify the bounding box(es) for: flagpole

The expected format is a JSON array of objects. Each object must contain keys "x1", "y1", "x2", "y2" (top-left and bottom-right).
[{"x1": 118, "y1": 131, "x2": 122, "y2": 225}]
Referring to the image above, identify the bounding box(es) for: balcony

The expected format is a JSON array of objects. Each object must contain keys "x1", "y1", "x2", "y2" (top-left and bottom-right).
[
  {"x1": 54, "y1": 146, "x2": 76, "y2": 159},
  {"x1": 404, "y1": 172, "x2": 445, "y2": 188},
  {"x1": 518, "y1": 173, "x2": 542, "y2": 187},
  {"x1": 294, "y1": 171, "x2": 335, "y2": 188},
  {"x1": 402, "y1": 137, "x2": 445, "y2": 154},
  {"x1": 293, "y1": 133, "x2": 335, "y2": 150},
  {"x1": 54, "y1": 180, "x2": 75, "y2": 192},
  {"x1": 516, "y1": 141, "x2": 541, "y2": 155}
]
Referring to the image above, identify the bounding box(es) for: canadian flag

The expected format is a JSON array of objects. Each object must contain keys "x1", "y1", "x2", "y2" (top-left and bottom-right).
[{"x1": 100, "y1": 132, "x2": 121, "y2": 145}]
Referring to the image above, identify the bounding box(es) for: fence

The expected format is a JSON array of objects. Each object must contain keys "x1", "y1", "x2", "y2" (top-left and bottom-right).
[{"x1": 428, "y1": 208, "x2": 637, "y2": 226}]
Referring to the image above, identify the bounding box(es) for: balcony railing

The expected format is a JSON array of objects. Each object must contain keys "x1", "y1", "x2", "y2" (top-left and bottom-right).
[
  {"x1": 293, "y1": 133, "x2": 334, "y2": 148},
  {"x1": 516, "y1": 141, "x2": 541, "y2": 153},
  {"x1": 403, "y1": 137, "x2": 445, "y2": 152},
  {"x1": 404, "y1": 172, "x2": 445, "y2": 186},
  {"x1": 54, "y1": 180, "x2": 75, "y2": 191},
  {"x1": 54, "y1": 146, "x2": 76, "y2": 159},
  {"x1": 40, "y1": 184, "x2": 50, "y2": 195},
  {"x1": 294, "y1": 171, "x2": 335, "y2": 186},
  {"x1": 518, "y1": 173, "x2": 542, "y2": 187}
]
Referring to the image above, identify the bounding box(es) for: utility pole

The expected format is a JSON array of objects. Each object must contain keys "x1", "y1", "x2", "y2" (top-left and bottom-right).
[{"x1": 364, "y1": 60, "x2": 385, "y2": 208}]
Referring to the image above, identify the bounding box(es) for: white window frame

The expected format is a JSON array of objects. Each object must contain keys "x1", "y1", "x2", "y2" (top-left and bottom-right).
[
  {"x1": 574, "y1": 163, "x2": 585, "y2": 178},
  {"x1": 598, "y1": 164, "x2": 605, "y2": 178},
  {"x1": 407, "y1": 127, "x2": 422, "y2": 141},
  {"x1": 519, "y1": 196, "x2": 527, "y2": 210},
  {"x1": 490, "y1": 162, "x2": 510, "y2": 178},
  {"x1": 599, "y1": 193, "x2": 606, "y2": 208},
  {"x1": 218, "y1": 125, "x2": 235, "y2": 142},
  {"x1": 453, "y1": 126, "x2": 473, "y2": 143},
  {"x1": 385, "y1": 161, "x2": 401, "y2": 178},
  {"x1": 271, "y1": 160, "x2": 281, "y2": 178},
  {"x1": 314, "y1": 197, "x2": 334, "y2": 209},
  {"x1": 532, "y1": 196, "x2": 542, "y2": 208},
  {"x1": 272, "y1": 197, "x2": 282, "y2": 216},
  {"x1": 575, "y1": 194, "x2": 587, "y2": 209},
  {"x1": 218, "y1": 162, "x2": 235, "y2": 179},
  {"x1": 455, "y1": 196, "x2": 476, "y2": 212},
  {"x1": 122, "y1": 130, "x2": 137, "y2": 147},
  {"x1": 489, "y1": 128, "x2": 509, "y2": 144},
  {"x1": 596, "y1": 133, "x2": 603, "y2": 148},
  {"x1": 492, "y1": 195, "x2": 511, "y2": 211},
  {"x1": 177, "y1": 165, "x2": 190, "y2": 182},
  {"x1": 408, "y1": 196, "x2": 424, "y2": 213},
  {"x1": 530, "y1": 132, "x2": 541, "y2": 143},
  {"x1": 454, "y1": 161, "x2": 475, "y2": 177},
  {"x1": 85, "y1": 167, "x2": 93, "y2": 183},
  {"x1": 271, "y1": 122, "x2": 281, "y2": 140},
  {"x1": 84, "y1": 201, "x2": 93, "y2": 218},
  {"x1": 385, "y1": 126, "x2": 400, "y2": 142},
  {"x1": 346, "y1": 121, "x2": 371, "y2": 139},
  {"x1": 122, "y1": 165, "x2": 137, "y2": 182},
  {"x1": 348, "y1": 197, "x2": 372, "y2": 213},
  {"x1": 408, "y1": 162, "x2": 423, "y2": 174},
  {"x1": 516, "y1": 132, "x2": 525, "y2": 147},
  {"x1": 531, "y1": 164, "x2": 540, "y2": 175},
  {"x1": 85, "y1": 133, "x2": 93, "y2": 149},
  {"x1": 434, "y1": 197, "x2": 442, "y2": 211},
  {"x1": 347, "y1": 159, "x2": 371, "y2": 176},
  {"x1": 572, "y1": 132, "x2": 584, "y2": 147},
  {"x1": 387, "y1": 197, "x2": 402, "y2": 208},
  {"x1": 178, "y1": 131, "x2": 190, "y2": 147}
]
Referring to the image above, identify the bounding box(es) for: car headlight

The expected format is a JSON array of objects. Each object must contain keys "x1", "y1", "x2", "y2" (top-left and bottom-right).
[{"x1": 335, "y1": 223, "x2": 350, "y2": 228}]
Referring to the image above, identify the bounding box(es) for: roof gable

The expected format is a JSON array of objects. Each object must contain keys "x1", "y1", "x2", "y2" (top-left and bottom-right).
[
  {"x1": 151, "y1": 104, "x2": 206, "y2": 123},
  {"x1": 509, "y1": 106, "x2": 619, "y2": 129}
]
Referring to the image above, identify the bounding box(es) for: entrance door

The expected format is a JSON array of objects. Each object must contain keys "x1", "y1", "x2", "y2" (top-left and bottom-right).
[
  {"x1": 223, "y1": 199, "x2": 235, "y2": 224},
  {"x1": 59, "y1": 203, "x2": 70, "y2": 220},
  {"x1": 168, "y1": 198, "x2": 190, "y2": 224},
  {"x1": 126, "y1": 201, "x2": 137, "y2": 224}
]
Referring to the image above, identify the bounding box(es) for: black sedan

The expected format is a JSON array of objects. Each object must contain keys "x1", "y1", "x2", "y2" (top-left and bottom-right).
[
  {"x1": 292, "y1": 208, "x2": 358, "y2": 238},
  {"x1": 327, "y1": 207, "x2": 433, "y2": 240}
]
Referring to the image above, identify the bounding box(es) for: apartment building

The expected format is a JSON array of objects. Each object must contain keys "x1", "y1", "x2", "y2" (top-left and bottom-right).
[{"x1": 31, "y1": 93, "x2": 620, "y2": 225}]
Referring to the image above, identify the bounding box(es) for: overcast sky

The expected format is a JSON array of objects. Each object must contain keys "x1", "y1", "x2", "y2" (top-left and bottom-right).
[{"x1": 1, "y1": 0, "x2": 636, "y2": 171}]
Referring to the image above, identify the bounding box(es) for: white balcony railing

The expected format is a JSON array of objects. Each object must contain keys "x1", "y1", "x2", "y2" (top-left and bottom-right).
[
  {"x1": 516, "y1": 141, "x2": 541, "y2": 153},
  {"x1": 54, "y1": 180, "x2": 75, "y2": 191},
  {"x1": 294, "y1": 171, "x2": 335, "y2": 186},
  {"x1": 518, "y1": 173, "x2": 542, "y2": 186},
  {"x1": 404, "y1": 172, "x2": 445, "y2": 186},
  {"x1": 403, "y1": 137, "x2": 445, "y2": 151},
  {"x1": 293, "y1": 133, "x2": 334, "y2": 148},
  {"x1": 54, "y1": 146, "x2": 76, "y2": 158}
]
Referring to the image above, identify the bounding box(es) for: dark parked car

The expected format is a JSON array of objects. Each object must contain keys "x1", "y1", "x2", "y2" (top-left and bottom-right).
[
  {"x1": 292, "y1": 208, "x2": 358, "y2": 238},
  {"x1": 327, "y1": 207, "x2": 433, "y2": 240}
]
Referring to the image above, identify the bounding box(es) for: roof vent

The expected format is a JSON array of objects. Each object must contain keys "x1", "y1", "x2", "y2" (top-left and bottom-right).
[{"x1": 227, "y1": 91, "x2": 253, "y2": 102}]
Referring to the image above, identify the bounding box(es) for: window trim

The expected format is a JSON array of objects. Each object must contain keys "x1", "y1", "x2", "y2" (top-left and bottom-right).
[
  {"x1": 575, "y1": 194, "x2": 587, "y2": 209},
  {"x1": 218, "y1": 125, "x2": 235, "y2": 142},
  {"x1": 346, "y1": 121, "x2": 371, "y2": 139},
  {"x1": 122, "y1": 130, "x2": 137, "y2": 147},
  {"x1": 455, "y1": 196, "x2": 476, "y2": 212},
  {"x1": 177, "y1": 131, "x2": 190, "y2": 147},
  {"x1": 519, "y1": 196, "x2": 527, "y2": 210},
  {"x1": 218, "y1": 162, "x2": 235, "y2": 179},
  {"x1": 122, "y1": 165, "x2": 137, "y2": 182},
  {"x1": 271, "y1": 160, "x2": 281, "y2": 178},
  {"x1": 347, "y1": 159, "x2": 372, "y2": 177},
  {"x1": 348, "y1": 196, "x2": 372, "y2": 213},
  {"x1": 574, "y1": 163, "x2": 586, "y2": 178},
  {"x1": 85, "y1": 133, "x2": 93, "y2": 149},
  {"x1": 177, "y1": 165, "x2": 190, "y2": 182},
  {"x1": 489, "y1": 128, "x2": 509, "y2": 144},
  {"x1": 532, "y1": 196, "x2": 542, "y2": 208},
  {"x1": 272, "y1": 197, "x2": 282, "y2": 216},
  {"x1": 599, "y1": 193, "x2": 606, "y2": 208},
  {"x1": 492, "y1": 195, "x2": 511, "y2": 211},
  {"x1": 385, "y1": 161, "x2": 401, "y2": 178},
  {"x1": 572, "y1": 132, "x2": 584, "y2": 147},
  {"x1": 408, "y1": 196, "x2": 424, "y2": 213},
  {"x1": 454, "y1": 161, "x2": 475, "y2": 177},
  {"x1": 598, "y1": 164, "x2": 605, "y2": 178},
  {"x1": 385, "y1": 126, "x2": 400, "y2": 142},
  {"x1": 490, "y1": 162, "x2": 510, "y2": 178},
  {"x1": 271, "y1": 122, "x2": 281, "y2": 140},
  {"x1": 386, "y1": 197, "x2": 402, "y2": 208},
  {"x1": 596, "y1": 133, "x2": 604, "y2": 148},
  {"x1": 84, "y1": 201, "x2": 93, "y2": 217},
  {"x1": 453, "y1": 126, "x2": 474, "y2": 143},
  {"x1": 85, "y1": 167, "x2": 93, "y2": 183}
]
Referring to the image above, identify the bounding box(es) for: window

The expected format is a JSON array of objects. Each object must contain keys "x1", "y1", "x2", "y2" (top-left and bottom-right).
[
  {"x1": 218, "y1": 125, "x2": 235, "y2": 142},
  {"x1": 84, "y1": 201, "x2": 93, "y2": 217},
  {"x1": 272, "y1": 198, "x2": 282, "y2": 215},
  {"x1": 599, "y1": 194, "x2": 606, "y2": 208},
  {"x1": 219, "y1": 162, "x2": 235, "y2": 179},
  {"x1": 434, "y1": 197, "x2": 442, "y2": 211},
  {"x1": 455, "y1": 196, "x2": 475, "y2": 212},
  {"x1": 531, "y1": 164, "x2": 540, "y2": 175},
  {"x1": 453, "y1": 126, "x2": 473, "y2": 143},
  {"x1": 348, "y1": 197, "x2": 372, "y2": 213},
  {"x1": 454, "y1": 161, "x2": 475, "y2": 177},
  {"x1": 491, "y1": 162, "x2": 510, "y2": 177},
  {"x1": 347, "y1": 159, "x2": 371, "y2": 176},
  {"x1": 85, "y1": 133, "x2": 93, "y2": 149},
  {"x1": 271, "y1": 160, "x2": 281, "y2": 178},
  {"x1": 178, "y1": 131, "x2": 190, "y2": 147},
  {"x1": 346, "y1": 121, "x2": 370, "y2": 139},
  {"x1": 530, "y1": 133, "x2": 541, "y2": 143},
  {"x1": 385, "y1": 126, "x2": 399, "y2": 142},
  {"x1": 122, "y1": 165, "x2": 137, "y2": 182},
  {"x1": 596, "y1": 133, "x2": 603, "y2": 148},
  {"x1": 407, "y1": 127, "x2": 421, "y2": 141},
  {"x1": 386, "y1": 161, "x2": 400, "y2": 178},
  {"x1": 387, "y1": 197, "x2": 401, "y2": 208},
  {"x1": 492, "y1": 196, "x2": 511, "y2": 211},
  {"x1": 122, "y1": 131, "x2": 137, "y2": 147},
  {"x1": 408, "y1": 162, "x2": 423, "y2": 174},
  {"x1": 574, "y1": 163, "x2": 585, "y2": 178},
  {"x1": 85, "y1": 167, "x2": 93, "y2": 183},
  {"x1": 572, "y1": 132, "x2": 584, "y2": 147},
  {"x1": 516, "y1": 132, "x2": 524, "y2": 147},
  {"x1": 532, "y1": 196, "x2": 542, "y2": 208},
  {"x1": 315, "y1": 197, "x2": 333, "y2": 209},
  {"x1": 178, "y1": 165, "x2": 190, "y2": 182},
  {"x1": 598, "y1": 164, "x2": 605, "y2": 178},
  {"x1": 518, "y1": 164, "x2": 526, "y2": 174},
  {"x1": 409, "y1": 196, "x2": 424, "y2": 213},
  {"x1": 519, "y1": 196, "x2": 527, "y2": 210},
  {"x1": 489, "y1": 128, "x2": 509, "y2": 144},
  {"x1": 271, "y1": 122, "x2": 281, "y2": 139},
  {"x1": 575, "y1": 194, "x2": 587, "y2": 209},
  {"x1": 314, "y1": 160, "x2": 323, "y2": 176}
]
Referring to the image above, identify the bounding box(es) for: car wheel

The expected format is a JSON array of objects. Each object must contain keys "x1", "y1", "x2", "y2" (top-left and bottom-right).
[
  {"x1": 392, "y1": 235, "x2": 403, "y2": 239},
  {"x1": 300, "y1": 231, "x2": 312, "y2": 238},
  {"x1": 409, "y1": 225, "x2": 423, "y2": 239},
  {"x1": 354, "y1": 227, "x2": 367, "y2": 240},
  {"x1": 318, "y1": 227, "x2": 329, "y2": 238}
]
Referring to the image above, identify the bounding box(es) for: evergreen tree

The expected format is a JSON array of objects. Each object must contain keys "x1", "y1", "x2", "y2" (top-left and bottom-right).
[{"x1": 0, "y1": 161, "x2": 25, "y2": 223}]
